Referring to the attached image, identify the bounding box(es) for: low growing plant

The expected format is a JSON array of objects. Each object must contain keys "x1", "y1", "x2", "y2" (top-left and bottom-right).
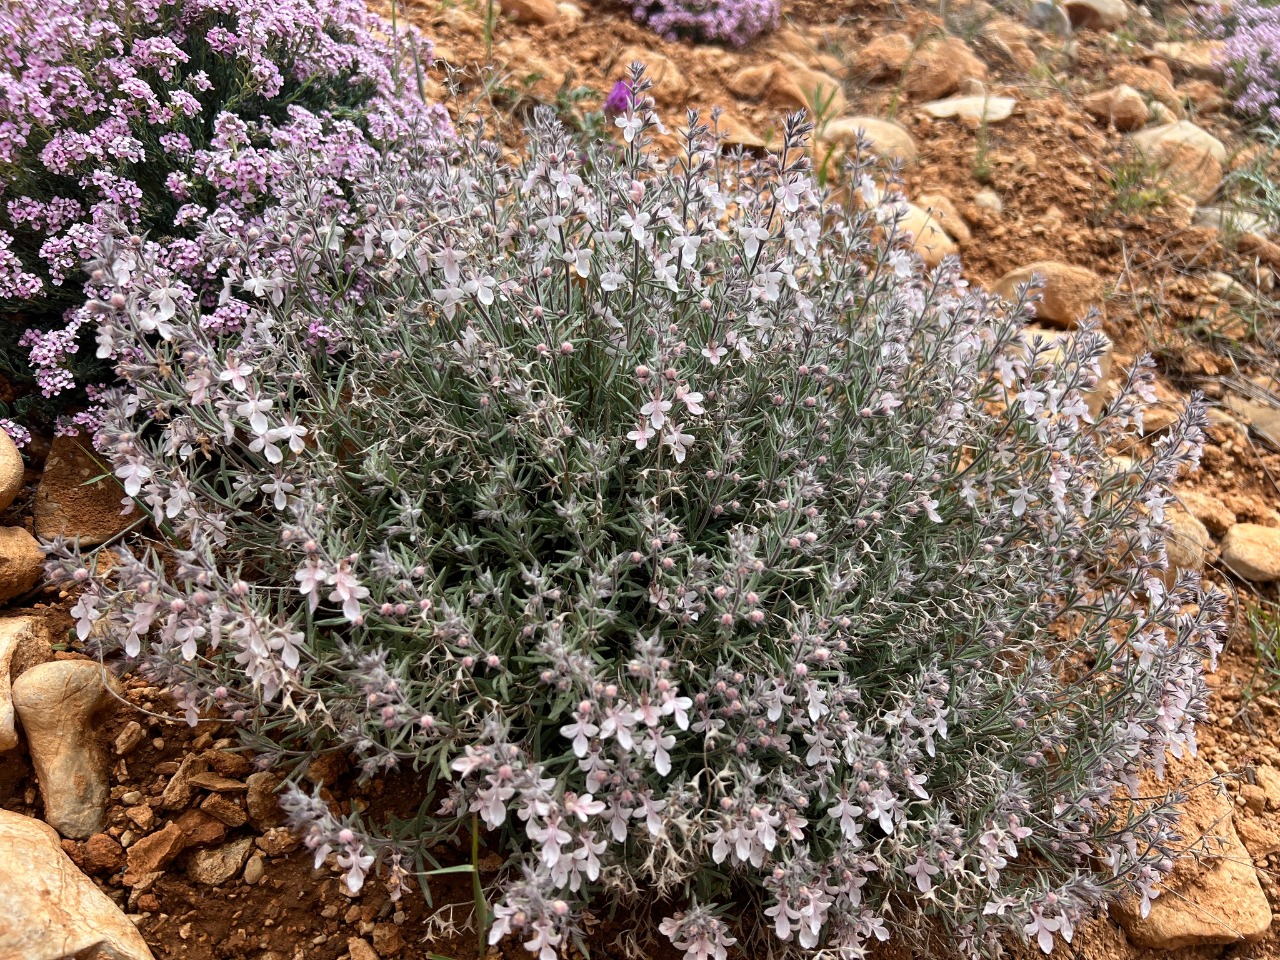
[
  {"x1": 0, "y1": 0, "x2": 448, "y2": 438},
  {"x1": 1208, "y1": 0, "x2": 1280, "y2": 124},
  {"x1": 623, "y1": 0, "x2": 779, "y2": 48},
  {"x1": 54, "y1": 74, "x2": 1224, "y2": 960}
]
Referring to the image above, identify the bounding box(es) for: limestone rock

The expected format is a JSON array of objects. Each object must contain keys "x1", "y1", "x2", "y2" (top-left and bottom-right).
[
  {"x1": 160, "y1": 753, "x2": 209, "y2": 810},
  {"x1": 12, "y1": 661, "x2": 123, "y2": 838},
  {"x1": 554, "y1": 1, "x2": 582, "y2": 27},
  {"x1": 920, "y1": 95, "x2": 1016, "y2": 123},
  {"x1": 779, "y1": 58, "x2": 846, "y2": 115},
  {"x1": 715, "y1": 111, "x2": 765, "y2": 149},
  {"x1": 1027, "y1": 1, "x2": 1073, "y2": 35},
  {"x1": 0, "y1": 428, "x2": 22, "y2": 512},
  {"x1": 0, "y1": 809, "x2": 155, "y2": 959},
  {"x1": 246, "y1": 771, "x2": 286, "y2": 830},
  {"x1": 1256, "y1": 765, "x2": 1280, "y2": 806},
  {"x1": 1165, "y1": 508, "x2": 1211, "y2": 580},
  {"x1": 1111, "y1": 64, "x2": 1181, "y2": 111},
  {"x1": 822, "y1": 117, "x2": 918, "y2": 165},
  {"x1": 1064, "y1": 0, "x2": 1127, "y2": 30},
  {"x1": 1132, "y1": 119, "x2": 1227, "y2": 166},
  {"x1": 728, "y1": 63, "x2": 774, "y2": 99},
  {"x1": 853, "y1": 33, "x2": 913, "y2": 80},
  {"x1": 900, "y1": 201, "x2": 958, "y2": 268},
  {"x1": 992, "y1": 261, "x2": 1103, "y2": 328},
  {"x1": 1178, "y1": 489, "x2": 1235, "y2": 538},
  {"x1": 1237, "y1": 817, "x2": 1280, "y2": 860},
  {"x1": 1113, "y1": 755, "x2": 1271, "y2": 949},
  {"x1": 175, "y1": 808, "x2": 228, "y2": 848},
  {"x1": 1194, "y1": 205, "x2": 1268, "y2": 236},
  {"x1": 615, "y1": 47, "x2": 687, "y2": 102},
  {"x1": 32, "y1": 435, "x2": 131, "y2": 547},
  {"x1": 915, "y1": 193, "x2": 971, "y2": 244},
  {"x1": 1224, "y1": 392, "x2": 1280, "y2": 450},
  {"x1": 123, "y1": 822, "x2": 186, "y2": 886},
  {"x1": 1083, "y1": 85, "x2": 1149, "y2": 131},
  {"x1": 1220, "y1": 523, "x2": 1280, "y2": 582},
  {"x1": 498, "y1": 0, "x2": 557, "y2": 25},
  {"x1": 1181, "y1": 79, "x2": 1224, "y2": 113},
  {"x1": 905, "y1": 37, "x2": 987, "y2": 100},
  {"x1": 1153, "y1": 41, "x2": 1224, "y2": 81},
  {"x1": 982, "y1": 18, "x2": 1039, "y2": 70},
  {"x1": 243, "y1": 853, "x2": 265, "y2": 885},
  {"x1": 187, "y1": 836, "x2": 253, "y2": 885},
  {"x1": 0, "y1": 617, "x2": 53, "y2": 752},
  {"x1": 974, "y1": 189, "x2": 1003, "y2": 213},
  {"x1": 0, "y1": 526, "x2": 42, "y2": 603},
  {"x1": 347, "y1": 939, "x2": 380, "y2": 960},
  {"x1": 1131, "y1": 121, "x2": 1226, "y2": 203}
]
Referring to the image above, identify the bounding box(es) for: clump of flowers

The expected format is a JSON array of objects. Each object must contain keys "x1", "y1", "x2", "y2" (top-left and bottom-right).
[
  {"x1": 1207, "y1": 0, "x2": 1280, "y2": 124},
  {"x1": 54, "y1": 70, "x2": 1224, "y2": 960},
  {"x1": 0, "y1": 0, "x2": 448, "y2": 438},
  {"x1": 625, "y1": 0, "x2": 779, "y2": 47}
]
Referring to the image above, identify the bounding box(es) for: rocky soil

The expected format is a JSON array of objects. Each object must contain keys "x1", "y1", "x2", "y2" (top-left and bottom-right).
[{"x1": 3, "y1": 0, "x2": 1280, "y2": 957}]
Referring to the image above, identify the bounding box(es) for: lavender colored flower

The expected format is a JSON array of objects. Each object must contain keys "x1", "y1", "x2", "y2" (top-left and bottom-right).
[
  {"x1": 52, "y1": 67, "x2": 1225, "y2": 960},
  {"x1": 1208, "y1": 0, "x2": 1280, "y2": 123},
  {"x1": 0, "y1": 0, "x2": 449, "y2": 441},
  {"x1": 603, "y1": 79, "x2": 635, "y2": 115},
  {"x1": 627, "y1": 0, "x2": 780, "y2": 47}
]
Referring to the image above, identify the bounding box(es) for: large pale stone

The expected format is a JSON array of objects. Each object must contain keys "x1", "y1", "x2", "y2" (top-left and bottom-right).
[
  {"x1": 1165, "y1": 507, "x2": 1211, "y2": 582},
  {"x1": 900, "y1": 201, "x2": 958, "y2": 268},
  {"x1": 1083, "y1": 85, "x2": 1149, "y2": 132},
  {"x1": 1132, "y1": 120, "x2": 1228, "y2": 166},
  {"x1": 498, "y1": 0, "x2": 557, "y2": 24},
  {"x1": 615, "y1": 47, "x2": 687, "y2": 102},
  {"x1": 1153, "y1": 41, "x2": 1225, "y2": 81},
  {"x1": 1064, "y1": 0, "x2": 1128, "y2": 29},
  {"x1": 920, "y1": 95, "x2": 1016, "y2": 123},
  {"x1": 822, "y1": 117, "x2": 918, "y2": 165},
  {"x1": 0, "y1": 617, "x2": 53, "y2": 752},
  {"x1": 904, "y1": 37, "x2": 987, "y2": 101},
  {"x1": 1111, "y1": 64, "x2": 1181, "y2": 111},
  {"x1": 1224, "y1": 392, "x2": 1280, "y2": 451},
  {"x1": 1114, "y1": 755, "x2": 1271, "y2": 949},
  {"x1": 915, "y1": 193, "x2": 971, "y2": 244},
  {"x1": 0, "y1": 809, "x2": 155, "y2": 959},
  {"x1": 853, "y1": 33, "x2": 913, "y2": 80},
  {"x1": 0, "y1": 526, "x2": 42, "y2": 602},
  {"x1": 1220, "y1": 523, "x2": 1280, "y2": 582},
  {"x1": 12, "y1": 661, "x2": 123, "y2": 838},
  {"x1": 32, "y1": 435, "x2": 131, "y2": 547},
  {"x1": 992, "y1": 262, "x2": 1103, "y2": 328},
  {"x1": 0, "y1": 428, "x2": 22, "y2": 512}
]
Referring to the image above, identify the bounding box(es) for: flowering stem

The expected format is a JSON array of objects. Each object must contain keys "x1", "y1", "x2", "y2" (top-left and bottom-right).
[{"x1": 471, "y1": 813, "x2": 489, "y2": 958}]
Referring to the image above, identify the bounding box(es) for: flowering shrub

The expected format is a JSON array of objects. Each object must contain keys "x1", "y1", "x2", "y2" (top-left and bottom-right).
[
  {"x1": 0, "y1": 0, "x2": 447, "y2": 438},
  {"x1": 1209, "y1": 0, "x2": 1280, "y2": 124},
  {"x1": 626, "y1": 0, "x2": 779, "y2": 47},
  {"x1": 53, "y1": 74, "x2": 1225, "y2": 960}
]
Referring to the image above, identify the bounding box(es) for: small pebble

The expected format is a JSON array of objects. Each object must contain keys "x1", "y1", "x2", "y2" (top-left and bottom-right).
[
  {"x1": 151, "y1": 738, "x2": 165, "y2": 750},
  {"x1": 243, "y1": 854, "x2": 265, "y2": 885},
  {"x1": 121, "y1": 791, "x2": 142, "y2": 805}
]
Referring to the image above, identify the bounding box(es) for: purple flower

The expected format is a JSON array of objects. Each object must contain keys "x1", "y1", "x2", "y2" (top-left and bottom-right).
[{"x1": 603, "y1": 79, "x2": 634, "y2": 115}]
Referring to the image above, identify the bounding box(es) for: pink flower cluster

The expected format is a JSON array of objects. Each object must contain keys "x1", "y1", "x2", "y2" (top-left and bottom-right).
[
  {"x1": 1208, "y1": 0, "x2": 1280, "y2": 122},
  {"x1": 626, "y1": 0, "x2": 780, "y2": 47},
  {"x1": 0, "y1": 0, "x2": 449, "y2": 441}
]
